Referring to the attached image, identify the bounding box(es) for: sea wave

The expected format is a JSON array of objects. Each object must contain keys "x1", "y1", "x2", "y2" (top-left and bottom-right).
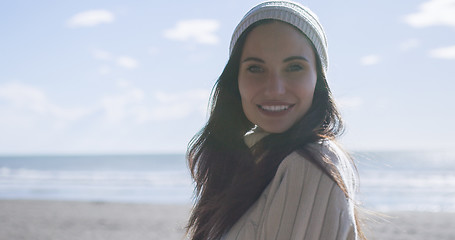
[{"x1": 0, "y1": 167, "x2": 194, "y2": 203}]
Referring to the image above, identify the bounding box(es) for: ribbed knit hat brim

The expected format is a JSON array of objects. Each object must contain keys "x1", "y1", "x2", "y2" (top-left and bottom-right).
[{"x1": 230, "y1": 1, "x2": 329, "y2": 74}]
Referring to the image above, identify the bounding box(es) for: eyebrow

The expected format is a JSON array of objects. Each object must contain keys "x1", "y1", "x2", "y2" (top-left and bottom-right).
[
  {"x1": 241, "y1": 56, "x2": 309, "y2": 63},
  {"x1": 283, "y1": 56, "x2": 310, "y2": 63},
  {"x1": 241, "y1": 57, "x2": 264, "y2": 63}
]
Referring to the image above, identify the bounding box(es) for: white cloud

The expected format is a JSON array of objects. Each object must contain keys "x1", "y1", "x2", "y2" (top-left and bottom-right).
[
  {"x1": 360, "y1": 54, "x2": 381, "y2": 66},
  {"x1": 93, "y1": 49, "x2": 139, "y2": 70},
  {"x1": 403, "y1": 0, "x2": 455, "y2": 28},
  {"x1": 0, "y1": 81, "x2": 210, "y2": 132},
  {"x1": 0, "y1": 82, "x2": 94, "y2": 124},
  {"x1": 429, "y1": 45, "x2": 455, "y2": 59},
  {"x1": 163, "y1": 19, "x2": 220, "y2": 45},
  {"x1": 0, "y1": 81, "x2": 211, "y2": 154},
  {"x1": 0, "y1": 82, "x2": 47, "y2": 113},
  {"x1": 116, "y1": 56, "x2": 138, "y2": 69},
  {"x1": 400, "y1": 38, "x2": 421, "y2": 51},
  {"x1": 99, "y1": 87, "x2": 210, "y2": 124},
  {"x1": 100, "y1": 88, "x2": 145, "y2": 124},
  {"x1": 144, "y1": 89, "x2": 210, "y2": 122},
  {"x1": 67, "y1": 9, "x2": 115, "y2": 28}
]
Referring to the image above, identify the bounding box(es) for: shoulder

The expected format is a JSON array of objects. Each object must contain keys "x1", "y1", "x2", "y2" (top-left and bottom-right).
[
  {"x1": 275, "y1": 140, "x2": 358, "y2": 198},
  {"x1": 271, "y1": 149, "x2": 334, "y2": 193},
  {"x1": 278, "y1": 140, "x2": 343, "y2": 167},
  {"x1": 265, "y1": 144, "x2": 357, "y2": 238},
  {"x1": 314, "y1": 140, "x2": 359, "y2": 197},
  {"x1": 274, "y1": 140, "x2": 340, "y2": 178},
  {"x1": 273, "y1": 151, "x2": 322, "y2": 185}
]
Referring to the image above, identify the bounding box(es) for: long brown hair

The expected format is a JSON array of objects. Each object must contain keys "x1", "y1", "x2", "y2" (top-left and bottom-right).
[{"x1": 186, "y1": 20, "x2": 363, "y2": 240}]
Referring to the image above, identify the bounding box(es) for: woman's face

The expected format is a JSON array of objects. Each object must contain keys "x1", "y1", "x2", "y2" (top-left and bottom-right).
[{"x1": 238, "y1": 21, "x2": 318, "y2": 133}]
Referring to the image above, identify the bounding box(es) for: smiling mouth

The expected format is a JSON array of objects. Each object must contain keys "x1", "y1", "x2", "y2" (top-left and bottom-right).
[{"x1": 258, "y1": 104, "x2": 294, "y2": 112}]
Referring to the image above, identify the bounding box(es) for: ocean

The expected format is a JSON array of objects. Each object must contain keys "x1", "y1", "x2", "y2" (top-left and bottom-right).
[{"x1": 1, "y1": 151, "x2": 454, "y2": 212}]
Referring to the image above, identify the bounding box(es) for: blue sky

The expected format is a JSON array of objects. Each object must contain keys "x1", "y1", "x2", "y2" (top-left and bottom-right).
[{"x1": 1, "y1": 0, "x2": 454, "y2": 154}]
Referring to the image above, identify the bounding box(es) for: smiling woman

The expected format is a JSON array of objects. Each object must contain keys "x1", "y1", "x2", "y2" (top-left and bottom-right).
[
  {"x1": 238, "y1": 21, "x2": 318, "y2": 133},
  {"x1": 186, "y1": 1, "x2": 364, "y2": 239}
]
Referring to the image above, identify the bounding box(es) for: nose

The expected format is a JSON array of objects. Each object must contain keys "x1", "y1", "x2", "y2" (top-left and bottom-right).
[{"x1": 264, "y1": 72, "x2": 286, "y2": 97}]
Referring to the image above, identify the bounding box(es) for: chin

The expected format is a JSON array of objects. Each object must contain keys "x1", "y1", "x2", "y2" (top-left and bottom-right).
[{"x1": 260, "y1": 125, "x2": 292, "y2": 134}]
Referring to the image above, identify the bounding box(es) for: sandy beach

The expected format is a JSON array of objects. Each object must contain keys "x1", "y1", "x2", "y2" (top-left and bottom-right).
[
  {"x1": 0, "y1": 200, "x2": 190, "y2": 240},
  {"x1": 1, "y1": 200, "x2": 454, "y2": 240},
  {"x1": 362, "y1": 210, "x2": 455, "y2": 240}
]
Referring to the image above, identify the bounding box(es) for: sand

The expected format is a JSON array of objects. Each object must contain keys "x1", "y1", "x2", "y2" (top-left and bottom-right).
[
  {"x1": 0, "y1": 200, "x2": 190, "y2": 240},
  {"x1": 1, "y1": 200, "x2": 454, "y2": 240},
  {"x1": 363, "y1": 211, "x2": 455, "y2": 240}
]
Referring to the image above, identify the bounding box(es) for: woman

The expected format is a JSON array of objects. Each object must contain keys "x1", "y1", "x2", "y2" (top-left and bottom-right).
[{"x1": 186, "y1": 1, "x2": 363, "y2": 239}]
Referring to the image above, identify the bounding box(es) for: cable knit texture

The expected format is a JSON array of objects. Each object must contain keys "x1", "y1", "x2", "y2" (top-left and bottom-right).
[
  {"x1": 220, "y1": 130, "x2": 358, "y2": 240},
  {"x1": 229, "y1": 0, "x2": 329, "y2": 75}
]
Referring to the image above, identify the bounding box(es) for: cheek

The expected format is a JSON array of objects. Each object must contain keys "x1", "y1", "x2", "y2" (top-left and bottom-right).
[
  {"x1": 238, "y1": 77, "x2": 254, "y2": 103},
  {"x1": 238, "y1": 78, "x2": 258, "y2": 121},
  {"x1": 238, "y1": 78, "x2": 248, "y2": 107},
  {"x1": 296, "y1": 79, "x2": 317, "y2": 109},
  {"x1": 306, "y1": 86, "x2": 316, "y2": 105}
]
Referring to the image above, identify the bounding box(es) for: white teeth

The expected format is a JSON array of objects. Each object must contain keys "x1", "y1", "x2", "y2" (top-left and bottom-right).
[{"x1": 260, "y1": 105, "x2": 290, "y2": 112}]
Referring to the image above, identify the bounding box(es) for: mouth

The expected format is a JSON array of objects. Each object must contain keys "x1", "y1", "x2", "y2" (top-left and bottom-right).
[{"x1": 257, "y1": 104, "x2": 294, "y2": 112}]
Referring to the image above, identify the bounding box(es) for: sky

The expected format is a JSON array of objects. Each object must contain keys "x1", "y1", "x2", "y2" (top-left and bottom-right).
[{"x1": 0, "y1": 0, "x2": 454, "y2": 155}]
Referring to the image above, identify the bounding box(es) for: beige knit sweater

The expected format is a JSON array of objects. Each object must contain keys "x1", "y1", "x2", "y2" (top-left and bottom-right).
[{"x1": 221, "y1": 131, "x2": 358, "y2": 240}]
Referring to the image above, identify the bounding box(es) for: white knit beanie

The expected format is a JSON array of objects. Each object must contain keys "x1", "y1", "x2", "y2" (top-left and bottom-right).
[{"x1": 230, "y1": 0, "x2": 329, "y2": 74}]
